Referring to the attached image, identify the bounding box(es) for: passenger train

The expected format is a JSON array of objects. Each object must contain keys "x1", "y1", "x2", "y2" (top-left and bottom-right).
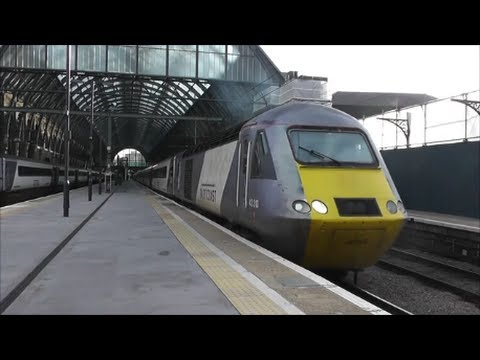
[
  {"x1": 0, "y1": 155, "x2": 100, "y2": 194},
  {"x1": 134, "y1": 101, "x2": 407, "y2": 271}
]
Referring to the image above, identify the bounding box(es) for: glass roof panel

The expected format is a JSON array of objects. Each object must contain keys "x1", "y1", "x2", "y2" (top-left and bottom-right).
[
  {"x1": 77, "y1": 45, "x2": 106, "y2": 72},
  {"x1": 1, "y1": 45, "x2": 284, "y2": 161},
  {"x1": 199, "y1": 45, "x2": 225, "y2": 53},
  {"x1": 170, "y1": 45, "x2": 196, "y2": 51},
  {"x1": 138, "y1": 46, "x2": 167, "y2": 76},
  {"x1": 169, "y1": 48, "x2": 196, "y2": 77},
  {"x1": 16, "y1": 45, "x2": 46, "y2": 68}
]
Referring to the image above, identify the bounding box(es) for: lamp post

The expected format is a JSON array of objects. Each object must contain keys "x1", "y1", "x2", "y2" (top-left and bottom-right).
[
  {"x1": 98, "y1": 138, "x2": 102, "y2": 195},
  {"x1": 88, "y1": 79, "x2": 95, "y2": 201},
  {"x1": 105, "y1": 103, "x2": 115, "y2": 193},
  {"x1": 63, "y1": 45, "x2": 71, "y2": 217}
]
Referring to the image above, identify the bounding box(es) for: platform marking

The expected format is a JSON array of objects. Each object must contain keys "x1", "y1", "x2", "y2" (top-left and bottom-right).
[
  {"x1": 143, "y1": 185, "x2": 388, "y2": 315},
  {"x1": 148, "y1": 196, "x2": 303, "y2": 315}
]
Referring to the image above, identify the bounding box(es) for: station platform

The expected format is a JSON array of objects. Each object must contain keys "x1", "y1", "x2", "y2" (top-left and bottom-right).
[
  {"x1": 407, "y1": 209, "x2": 480, "y2": 233},
  {"x1": 1, "y1": 186, "x2": 111, "y2": 302},
  {"x1": 0, "y1": 181, "x2": 386, "y2": 315}
]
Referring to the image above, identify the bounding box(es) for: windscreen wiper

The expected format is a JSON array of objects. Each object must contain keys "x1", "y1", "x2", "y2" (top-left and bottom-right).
[{"x1": 298, "y1": 145, "x2": 341, "y2": 165}]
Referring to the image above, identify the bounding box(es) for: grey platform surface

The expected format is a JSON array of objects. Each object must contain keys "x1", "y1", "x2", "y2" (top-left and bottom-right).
[
  {"x1": 2, "y1": 182, "x2": 237, "y2": 314},
  {"x1": 408, "y1": 209, "x2": 480, "y2": 233},
  {"x1": 1, "y1": 187, "x2": 108, "y2": 301}
]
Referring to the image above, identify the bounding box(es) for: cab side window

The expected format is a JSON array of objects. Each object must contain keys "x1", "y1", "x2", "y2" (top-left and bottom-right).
[
  {"x1": 241, "y1": 139, "x2": 249, "y2": 174},
  {"x1": 250, "y1": 131, "x2": 276, "y2": 179}
]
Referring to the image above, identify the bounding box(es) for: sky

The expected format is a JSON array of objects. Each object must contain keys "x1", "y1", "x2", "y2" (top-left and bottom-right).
[{"x1": 261, "y1": 45, "x2": 480, "y2": 99}]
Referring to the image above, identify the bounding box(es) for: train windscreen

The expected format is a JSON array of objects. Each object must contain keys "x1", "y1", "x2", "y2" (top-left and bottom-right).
[{"x1": 288, "y1": 129, "x2": 378, "y2": 166}]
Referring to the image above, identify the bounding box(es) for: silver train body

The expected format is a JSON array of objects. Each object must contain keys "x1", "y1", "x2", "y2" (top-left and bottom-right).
[
  {"x1": 134, "y1": 102, "x2": 406, "y2": 270},
  {"x1": 0, "y1": 155, "x2": 100, "y2": 193}
]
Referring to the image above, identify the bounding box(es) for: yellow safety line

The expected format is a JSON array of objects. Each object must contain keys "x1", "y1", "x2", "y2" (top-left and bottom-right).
[{"x1": 147, "y1": 196, "x2": 286, "y2": 315}]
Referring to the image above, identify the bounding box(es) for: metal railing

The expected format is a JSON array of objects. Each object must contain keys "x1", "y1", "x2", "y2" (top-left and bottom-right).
[{"x1": 362, "y1": 90, "x2": 480, "y2": 150}]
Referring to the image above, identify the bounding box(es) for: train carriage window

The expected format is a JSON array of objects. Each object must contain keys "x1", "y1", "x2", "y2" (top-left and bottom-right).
[
  {"x1": 159, "y1": 166, "x2": 167, "y2": 178},
  {"x1": 18, "y1": 166, "x2": 52, "y2": 177},
  {"x1": 152, "y1": 166, "x2": 167, "y2": 178},
  {"x1": 58, "y1": 170, "x2": 76, "y2": 176}
]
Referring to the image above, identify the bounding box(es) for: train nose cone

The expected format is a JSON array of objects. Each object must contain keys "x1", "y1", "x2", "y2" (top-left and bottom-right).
[{"x1": 297, "y1": 168, "x2": 406, "y2": 270}]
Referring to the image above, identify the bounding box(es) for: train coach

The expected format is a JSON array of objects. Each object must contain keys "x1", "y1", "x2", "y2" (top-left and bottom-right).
[
  {"x1": 0, "y1": 155, "x2": 99, "y2": 193},
  {"x1": 135, "y1": 101, "x2": 407, "y2": 271}
]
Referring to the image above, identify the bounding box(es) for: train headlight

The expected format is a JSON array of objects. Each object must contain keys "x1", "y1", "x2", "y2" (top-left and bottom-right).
[
  {"x1": 397, "y1": 200, "x2": 406, "y2": 213},
  {"x1": 386, "y1": 200, "x2": 398, "y2": 214},
  {"x1": 292, "y1": 200, "x2": 311, "y2": 214},
  {"x1": 312, "y1": 200, "x2": 328, "y2": 214}
]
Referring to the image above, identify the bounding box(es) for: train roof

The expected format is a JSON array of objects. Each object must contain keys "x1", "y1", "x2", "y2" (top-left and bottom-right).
[
  {"x1": 1, "y1": 155, "x2": 89, "y2": 170},
  {"x1": 178, "y1": 101, "x2": 363, "y2": 158},
  {"x1": 245, "y1": 101, "x2": 361, "y2": 129}
]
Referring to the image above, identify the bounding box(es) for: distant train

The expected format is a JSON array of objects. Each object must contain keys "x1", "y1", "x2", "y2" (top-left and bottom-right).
[
  {"x1": 134, "y1": 101, "x2": 407, "y2": 271},
  {"x1": 0, "y1": 155, "x2": 100, "y2": 193}
]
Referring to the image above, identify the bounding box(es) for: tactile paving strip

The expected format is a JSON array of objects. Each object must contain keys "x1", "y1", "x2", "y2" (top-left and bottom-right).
[{"x1": 148, "y1": 196, "x2": 287, "y2": 315}]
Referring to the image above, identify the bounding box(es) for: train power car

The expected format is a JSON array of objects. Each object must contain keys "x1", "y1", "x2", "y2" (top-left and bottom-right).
[{"x1": 135, "y1": 101, "x2": 407, "y2": 271}]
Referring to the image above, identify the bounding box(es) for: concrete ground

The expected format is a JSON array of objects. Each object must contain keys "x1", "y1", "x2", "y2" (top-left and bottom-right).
[{"x1": 2, "y1": 182, "x2": 237, "y2": 314}]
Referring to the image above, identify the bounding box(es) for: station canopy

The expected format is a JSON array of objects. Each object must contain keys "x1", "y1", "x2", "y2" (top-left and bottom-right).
[
  {"x1": 332, "y1": 91, "x2": 437, "y2": 119},
  {"x1": 0, "y1": 45, "x2": 284, "y2": 164}
]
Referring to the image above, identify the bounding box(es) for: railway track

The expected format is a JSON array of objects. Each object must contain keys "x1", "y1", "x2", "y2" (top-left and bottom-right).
[
  {"x1": 377, "y1": 247, "x2": 480, "y2": 306},
  {"x1": 389, "y1": 247, "x2": 480, "y2": 279},
  {"x1": 322, "y1": 246, "x2": 480, "y2": 314},
  {"x1": 329, "y1": 277, "x2": 412, "y2": 315}
]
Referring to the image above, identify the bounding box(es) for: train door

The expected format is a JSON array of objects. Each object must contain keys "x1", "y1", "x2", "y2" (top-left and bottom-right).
[
  {"x1": 52, "y1": 167, "x2": 59, "y2": 188},
  {"x1": 176, "y1": 157, "x2": 181, "y2": 195},
  {"x1": 167, "y1": 158, "x2": 174, "y2": 194},
  {"x1": 236, "y1": 133, "x2": 251, "y2": 223},
  {"x1": 74, "y1": 170, "x2": 79, "y2": 188},
  {"x1": 0, "y1": 157, "x2": 3, "y2": 191},
  {"x1": 172, "y1": 156, "x2": 177, "y2": 196}
]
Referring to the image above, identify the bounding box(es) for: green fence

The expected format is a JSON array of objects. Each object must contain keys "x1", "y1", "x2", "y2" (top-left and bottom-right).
[{"x1": 381, "y1": 141, "x2": 479, "y2": 218}]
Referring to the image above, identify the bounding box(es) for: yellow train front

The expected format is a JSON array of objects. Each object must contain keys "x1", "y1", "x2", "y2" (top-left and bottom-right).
[{"x1": 235, "y1": 102, "x2": 406, "y2": 271}]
